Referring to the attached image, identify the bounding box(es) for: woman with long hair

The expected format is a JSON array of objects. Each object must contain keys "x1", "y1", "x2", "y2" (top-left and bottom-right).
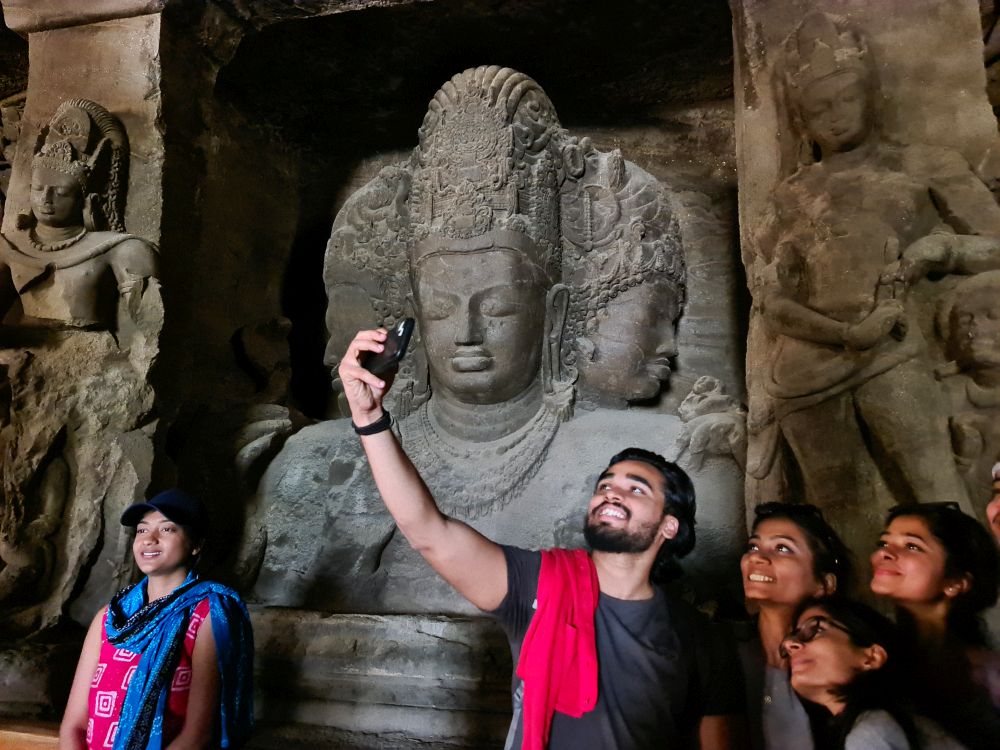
[
  {"x1": 739, "y1": 502, "x2": 853, "y2": 749},
  {"x1": 870, "y1": 503, "x2": 1000, "y2": 749}
]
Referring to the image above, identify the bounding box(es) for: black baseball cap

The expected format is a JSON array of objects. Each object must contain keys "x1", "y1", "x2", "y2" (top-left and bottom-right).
[{"x1": 120, "y1": 489, "x2": 208, "y2": 539}]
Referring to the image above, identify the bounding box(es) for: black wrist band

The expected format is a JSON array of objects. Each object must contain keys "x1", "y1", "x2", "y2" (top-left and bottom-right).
[{"x1": 352, "y1": 409, "x2": 391, "y2": 436}]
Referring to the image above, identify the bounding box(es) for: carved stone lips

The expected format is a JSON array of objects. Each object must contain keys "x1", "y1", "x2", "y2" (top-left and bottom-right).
[{"x1": 451, "y1": 349, "x2": 491, "y2": 372}]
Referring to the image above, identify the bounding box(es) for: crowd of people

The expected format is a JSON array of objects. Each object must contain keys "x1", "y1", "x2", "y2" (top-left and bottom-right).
[{"x1": 56, "y1": 326, "x2": 1000, "y2": 749}]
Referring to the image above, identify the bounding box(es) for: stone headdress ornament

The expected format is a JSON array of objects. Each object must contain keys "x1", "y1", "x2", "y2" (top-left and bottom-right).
[
  {"x1": 408, "y1": 65, "x2": 563, "y2": 281},
  {"x1": 783, "y1": 12, "x2": 870, "y2": 95},
  {"x1": 22, "y1": 99, "x2": 128, "y2": 232}
]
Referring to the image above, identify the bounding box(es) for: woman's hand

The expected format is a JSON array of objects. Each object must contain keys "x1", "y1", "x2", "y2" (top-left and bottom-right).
[
  {"x1": 337, "y1": 329, "x2": 394, "y2": 426},
  {"x1": 843, "y1": 300, "x2": 905, "y2": 350}
]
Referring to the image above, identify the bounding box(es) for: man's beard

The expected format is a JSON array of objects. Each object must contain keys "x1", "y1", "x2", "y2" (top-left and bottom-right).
[{"x1": 583, "y1": 508, "x2": 660, "y2": 554}]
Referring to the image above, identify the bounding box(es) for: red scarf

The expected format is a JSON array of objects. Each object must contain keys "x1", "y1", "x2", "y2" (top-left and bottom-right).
[{"x1": 515, "y1": 548, "x2": 600, "y2": 750}]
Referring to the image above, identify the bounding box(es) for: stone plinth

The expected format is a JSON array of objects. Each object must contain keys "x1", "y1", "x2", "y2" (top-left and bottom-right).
[{"x1": 250, "y1": 609, "x2": 512, "y2": 749}]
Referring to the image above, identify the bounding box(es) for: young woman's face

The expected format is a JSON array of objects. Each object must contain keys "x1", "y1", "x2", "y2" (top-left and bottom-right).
[
  {"x1": 741, "y1": 518, "x2": 829, "y2": 606},
  {"x1": 870, "y1": 515, "x2": 952, "y2": 604},
  {"x1": 783, "y1": 605, "x2": 874, "y2": 701},
  {"x1": 133, "y1": 510, "x2": 198, "y2": 578}
]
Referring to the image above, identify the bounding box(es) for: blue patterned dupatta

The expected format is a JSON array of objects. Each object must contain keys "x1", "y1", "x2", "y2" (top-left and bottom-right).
[{"x1": 105, "y1": 572, "x2": 254, "y2": 750}]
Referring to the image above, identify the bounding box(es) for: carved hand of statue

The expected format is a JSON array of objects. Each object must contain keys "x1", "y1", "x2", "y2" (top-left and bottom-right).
[
  {"x1": 842, "y1": 299, "x2": 906, "y2": 350},
  {"x1": 950, "y1": 412, "x2": 988, "y2": 471},
  {"x1": 880, "y1": 233, "x2": 955, "y2": 291},
  {"x1": 233, "y1": 403, "x2": 297, "y2": 480}
]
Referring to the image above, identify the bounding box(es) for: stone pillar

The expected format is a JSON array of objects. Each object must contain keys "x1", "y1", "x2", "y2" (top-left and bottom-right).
[
  {"x1": 0, "y1": 0, "x2": 169, "y2": 718},
  {"x1": 732, "y1": 0, "x2": 1000, "y2": 543}
]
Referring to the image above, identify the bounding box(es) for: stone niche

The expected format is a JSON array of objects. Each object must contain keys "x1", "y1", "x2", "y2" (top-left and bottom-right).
[
  {"x1": 0, "y1": 1, "x2": 746, "y2": 747},
  {"x1": 203, "y1": 1, "x2": 748, "y2": 746},
  {"x1": 733, "y1": 0, "x2": 1000, "y2": 550}
]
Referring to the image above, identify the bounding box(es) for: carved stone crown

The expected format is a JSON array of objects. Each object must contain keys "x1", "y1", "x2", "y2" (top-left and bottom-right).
[
  {"x1": 32, "y1": 140, "x2": 90, "y2": 189},
  {"x1": 784, "y1": 12, "x2": 869, "y2": 93},
  {"x1": 408, "y1": 66, "x2": 563, "y2": 281}
]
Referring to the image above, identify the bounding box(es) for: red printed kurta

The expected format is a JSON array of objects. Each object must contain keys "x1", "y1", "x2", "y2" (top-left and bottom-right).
[{"x1": 86, "y1": 599, "x2": 210, "y2": 749}]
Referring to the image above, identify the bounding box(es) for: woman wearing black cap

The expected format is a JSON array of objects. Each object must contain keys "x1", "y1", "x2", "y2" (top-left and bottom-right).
[{"x1": 59, "y1": 490, "x2": 254, "y2": 750}]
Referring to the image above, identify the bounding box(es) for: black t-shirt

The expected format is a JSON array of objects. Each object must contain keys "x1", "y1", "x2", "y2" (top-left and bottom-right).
[{"x1": 492, "y1": 546, "x2": 743, "y2": 750}]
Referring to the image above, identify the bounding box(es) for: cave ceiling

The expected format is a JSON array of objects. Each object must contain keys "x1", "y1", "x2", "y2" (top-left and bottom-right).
[{"x1": 216, "y1": 0, "x2": 735, "y2": 153}]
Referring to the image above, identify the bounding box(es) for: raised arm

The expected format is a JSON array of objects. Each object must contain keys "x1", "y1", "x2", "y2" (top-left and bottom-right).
[
  {"x1": 59, "y1": 607, "x2": 105, "y2": 750},
  {"x1": 338, "y1": 328, "x2": 509, "y2": 611}
]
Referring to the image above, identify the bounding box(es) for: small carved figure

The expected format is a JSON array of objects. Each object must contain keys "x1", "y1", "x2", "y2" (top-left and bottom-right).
[
  {"x1": 676, "y1": 376, "x2": 747, "y2": 472},
  {"x1": 0, "y1": 99, "x2": 157, "y2": 331},
  {"x1": 937, "y1": 271, "x2": 1000, "y2": 512},
  {"x1": 747, "y1": 13, "x2": 1000, "y2": 531}
]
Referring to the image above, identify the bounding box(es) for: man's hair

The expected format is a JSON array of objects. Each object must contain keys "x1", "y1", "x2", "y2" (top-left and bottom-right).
[{"x1": 605, "y1": 447, "x2": 696, "y2": 560}]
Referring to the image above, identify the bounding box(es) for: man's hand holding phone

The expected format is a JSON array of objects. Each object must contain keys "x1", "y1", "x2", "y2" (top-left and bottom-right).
[{"x1": 338, "y1": 320, "x2": 414, "y2": 431}]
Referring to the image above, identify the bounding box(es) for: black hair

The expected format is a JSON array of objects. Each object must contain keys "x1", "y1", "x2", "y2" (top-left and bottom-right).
[
  {"x1": 605, "y1": 448, "x2": 695, "y2": 583},
  {"x1": 793, "y1": 597, "x2": 923, "y2": 750},
  {"x1": 751, "y1": 502, "x2": 853, "y2": 594},
  {"x1": 884, "y1": 504, "x2": 1000, "y2": 647}
]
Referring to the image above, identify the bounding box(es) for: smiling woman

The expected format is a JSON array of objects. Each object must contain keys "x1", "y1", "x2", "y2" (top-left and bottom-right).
[
  {"x1": 869, "y1": 504, "x2": 1000, "y2": 750},
  {"x1": 58, "y1": 490, "x2": 254, "y2": 750},
  {"x1": 737, "y1": 502, "x2": 852, "y2": 750}
]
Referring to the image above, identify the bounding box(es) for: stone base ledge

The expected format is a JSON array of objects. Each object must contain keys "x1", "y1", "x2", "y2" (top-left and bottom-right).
[{"x1": 250, "y1": 608, "x2": 513, "y2": 748}]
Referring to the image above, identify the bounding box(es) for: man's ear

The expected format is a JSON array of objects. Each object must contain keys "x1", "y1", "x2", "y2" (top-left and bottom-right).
[{"x1": 660, "y1": 514, "x2": 680, "y2": 541}]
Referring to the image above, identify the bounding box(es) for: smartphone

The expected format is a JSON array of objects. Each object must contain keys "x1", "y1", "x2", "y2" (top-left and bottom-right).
[{"x1": 361, "y1": 318, "x2": 415, "y2": 375}]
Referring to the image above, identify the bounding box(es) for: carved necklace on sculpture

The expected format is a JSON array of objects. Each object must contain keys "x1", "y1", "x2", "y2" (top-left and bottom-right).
[
  {"x1": 398, "y1": 398, "x2": 562, "y2": 520},
  {"x1": 28, "y1": 226, "x2": 87, "y2": 252}
]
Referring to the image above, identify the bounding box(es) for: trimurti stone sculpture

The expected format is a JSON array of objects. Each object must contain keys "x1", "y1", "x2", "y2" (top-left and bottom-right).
[
  {"x1": 249, "y1": 66, "x2": 746, "y2": 614},
  {"x1": 0, "y1": 99, "x2": 161, "y2": 636},
  {"x1": 739, "y1": 11, "x2": 1000, "y2": 538}
]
